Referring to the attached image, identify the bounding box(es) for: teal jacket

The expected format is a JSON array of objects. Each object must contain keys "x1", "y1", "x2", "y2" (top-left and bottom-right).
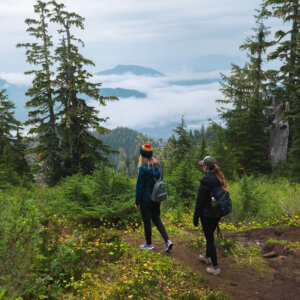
[{"x1": 135, "y1": 163, "x2": 161, "y2": 205}]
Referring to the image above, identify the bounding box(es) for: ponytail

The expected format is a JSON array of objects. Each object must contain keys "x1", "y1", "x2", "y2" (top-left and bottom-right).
[{"x1": 211, "y1": 165, "x2": 229, "y2": 193}]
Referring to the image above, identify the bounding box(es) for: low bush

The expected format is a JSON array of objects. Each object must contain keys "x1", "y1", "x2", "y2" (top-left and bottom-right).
[
  {"x1": 0, "y1": 188, "x2": 43, "y2": 299},
  {"x1": 228, "y1": 176, "x2": 300, "y2": 222},
  {"x1": 35, "y1": 164, "x2": 138, "y2": 225},
  {"x1": 36, "y1": 224, "x2": 127, "y2": 298}
]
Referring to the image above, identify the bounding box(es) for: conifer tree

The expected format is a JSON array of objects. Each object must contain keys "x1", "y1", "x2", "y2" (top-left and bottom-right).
[
  {"x1": 217, "y1": 7, "x2": 271, "y2": 174},
  {"x1": 209, "y1": 122, "x2": 238, "y2": 179},
  {"x1": 263, "y1": 0, "x2": 300, "y2": 180},
  {"x1": 198, "y1": 135, "x2": 207, "y2": 160},
  {"x1": 17, "y1": 0, "x2": 61, "y2": 185},
  {"x1": 164, "y1": 117, "x2": 197, "y2": 202},
  {"x1": 170, "y1": 117, "x2": 193, "y2": 166},
  {"x1": 50, "y1": 1, "x2": 116, "y2": 176},
  {"x1": 191, "y1": 125, "x2": 208, "y2": 167},
  {"x1": 0, "y1": 90, "x2": 19, "y2": 155},
  {"x1": 167, "y1": 157, "x2": 198, "y2": 208},
  {"x1": 0, "y1": 90, "x2": 32, "y2": 187},
  {"x1": 239, "y1": 7, "x2": 271, "y2": 173},
  {"x1": 217, "y1": 64, "x2": 253, "y2": 171},
  {"x1": 13, "y1": 127, "x2": 32, "y2": 182}
]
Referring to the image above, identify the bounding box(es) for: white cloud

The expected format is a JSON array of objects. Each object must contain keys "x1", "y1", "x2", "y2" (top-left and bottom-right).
[
  {"x1": 0, "y1": 68, "x2": 231, "y2": 138},
  {"x1": 89, "y1": 71, "x2": 222, "y2": 132},
  {"x1": 0, "y1": 72, "x2": 33, "y2": 85}
]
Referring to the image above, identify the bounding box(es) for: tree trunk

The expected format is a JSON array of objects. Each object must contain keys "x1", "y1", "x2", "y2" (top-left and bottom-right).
[{"x1": 269, "y1": 100, "x2": 289, "y2": 169}]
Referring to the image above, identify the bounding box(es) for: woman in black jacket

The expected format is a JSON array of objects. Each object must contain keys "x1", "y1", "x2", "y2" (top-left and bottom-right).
[{"x1": 193, "y1": 156, "x2": 228, "y2": 276}]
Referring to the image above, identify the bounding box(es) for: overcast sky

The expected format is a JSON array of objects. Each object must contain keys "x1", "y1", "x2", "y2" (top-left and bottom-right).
[
  {"x1": 0, "y1": 0, "x2": 268, "y2": 73},
  {"x1": 0, "y1": 0, "x2": 283, "y2": 138}
]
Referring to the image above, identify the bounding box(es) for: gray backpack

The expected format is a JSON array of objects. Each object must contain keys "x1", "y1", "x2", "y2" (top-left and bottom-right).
[{"x1": 151, "y1": 164, "x2": 168, "y2": 203}]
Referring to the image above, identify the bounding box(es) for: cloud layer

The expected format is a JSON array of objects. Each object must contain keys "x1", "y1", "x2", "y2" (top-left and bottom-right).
[
  {"x1": 1, "y1": 69, "x2": 225, "y2": 139},
  {"x1": 90, "y1": 70, "x2": 224, "y2": 134}
]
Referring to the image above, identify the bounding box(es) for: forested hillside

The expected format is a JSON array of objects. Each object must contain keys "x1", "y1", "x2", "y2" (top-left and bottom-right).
[{"x1": 0, "y1": 0, "x2": 299, "y2": 299}]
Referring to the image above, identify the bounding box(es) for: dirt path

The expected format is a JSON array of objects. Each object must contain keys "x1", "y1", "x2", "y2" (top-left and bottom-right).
[{"x1": 124, "y1": 226, "x2": 300, "y2": 300}]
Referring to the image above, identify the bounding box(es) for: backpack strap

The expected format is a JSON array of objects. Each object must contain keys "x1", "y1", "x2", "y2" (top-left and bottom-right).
[
  {"x1": 150, "y1": 163, "x2": 162, "y2": 182},
  {"x1": 216, "y1": 221, "x2": 223, "y2": 239}
]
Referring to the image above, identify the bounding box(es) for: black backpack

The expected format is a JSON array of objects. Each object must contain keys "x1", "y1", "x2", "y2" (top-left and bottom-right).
[
  {"x1": 151, "y1": 164, "x2": 168, "y2": 203},
  {"x1": 210, "y1": 186, "x2": 232, "y2": 217}
]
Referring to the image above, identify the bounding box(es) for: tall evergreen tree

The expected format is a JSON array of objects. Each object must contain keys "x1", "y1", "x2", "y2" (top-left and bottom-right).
[
  {"x1": 51, "y1": 1, "x2": 116, "y2": 176},
  {"x1": 217, "y1": 7, "x2": 271, "y2": 174},
  {"x1": 0, "y1": 90, "x2": 32, "y2": 187},
  {"x1": 164, "y1": 117, "x2": 197, "y2": 199},
  {"x1": 217, "y1": 64, "x2": 253, "y2": 171},
  {"x1": 198, "y1": 135, "x2": 207, "y2": 160},
  {"x1": 263, "y1": 0, "x2": 300, "y2": 180},
  {"x1": 209, "y1": 122, "x2": 238, "y2": 179},
  {"x1": 0, "y1": 90, "x2": 19, "y2": 155},
  {"x1": 240, "y1": 7, "x2": 271, "y2": 173},
  {"x1": 17, "y1": 0, "x2": 61, "y2": 185},
  {"x1": 169, "y1": 117, "x2": 193, "y2": 165}
]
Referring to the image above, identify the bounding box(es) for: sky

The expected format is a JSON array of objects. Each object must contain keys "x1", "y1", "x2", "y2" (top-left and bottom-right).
[
  {"x1": 0, "y1": 0, "x2": 265, "y2": 73},
  {"x1": 0, "y1": 0, "x2": 283, "y2": 139}
]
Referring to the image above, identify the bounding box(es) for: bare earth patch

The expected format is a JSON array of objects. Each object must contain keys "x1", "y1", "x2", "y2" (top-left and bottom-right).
[{"x1": 124, "y1": 226, "x2": 300, "y2": 300}]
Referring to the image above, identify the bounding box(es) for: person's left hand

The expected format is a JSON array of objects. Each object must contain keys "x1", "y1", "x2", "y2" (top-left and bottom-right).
[{"x1": 134, "y1": 204, "x2": 139, "y2": 210}]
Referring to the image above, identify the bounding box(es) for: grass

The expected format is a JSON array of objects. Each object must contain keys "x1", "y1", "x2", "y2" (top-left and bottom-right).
[
  {"x1": 38, "y1": 221, "x2": 226, "y2": 300},
  {"x1": 63, "y1": 238, "x2": 227, "y2": 299},
  {"x1": 161, "y1": 212, "x2": 300, "y2": 233},
  {"x1": 55, "y1": 211, "x2": 300, "y2": 298},
  {"x1": 2, "y1": 174, "x2": 300, "y2": 299}
]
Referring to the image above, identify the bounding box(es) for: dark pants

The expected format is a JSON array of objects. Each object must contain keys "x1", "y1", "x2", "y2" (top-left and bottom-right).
[
  {"x1": 200, "y1": 216, "x2": 220, "y2": 267},
  {"x1": 140, "y1": 200, "x2": 169, "y2": 245}
]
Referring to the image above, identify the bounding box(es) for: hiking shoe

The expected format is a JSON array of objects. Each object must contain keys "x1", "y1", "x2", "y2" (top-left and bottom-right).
[
  {"x1": 198, "y1": 254, "x2": 211, "y2": 265},
  {"x1": 140, "y1": 243, "x2": 154, "y2": 250},
  {"x1": 206, "y1": 266, "x2": 221, "y2": 276},
  {"x1": 165, "y1": 240, "x2": 173, "y2": 252}
]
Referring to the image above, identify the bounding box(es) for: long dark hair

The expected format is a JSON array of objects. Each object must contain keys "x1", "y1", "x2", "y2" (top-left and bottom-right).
[{"x1": 211, "y1": 165, "x2": 229, "y2": 193}]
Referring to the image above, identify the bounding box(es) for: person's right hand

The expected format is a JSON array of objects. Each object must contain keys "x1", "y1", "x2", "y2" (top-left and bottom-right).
[{"x1": 134, "y1": 204, "x2": 139, "y2": 210}]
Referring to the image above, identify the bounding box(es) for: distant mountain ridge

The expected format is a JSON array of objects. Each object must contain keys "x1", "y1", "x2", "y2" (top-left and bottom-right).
[
  {"x1": 100, "y1": 88, "x2": 146, "y2": 98},
  {"x1": 96, "y1": 65, "x2": 164, "y2": 77}
]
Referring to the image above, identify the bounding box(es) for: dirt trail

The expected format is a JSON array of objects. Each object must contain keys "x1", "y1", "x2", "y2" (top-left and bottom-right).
[{"x1": 124, "y1": 226, "x2": 300, "y2": 300}]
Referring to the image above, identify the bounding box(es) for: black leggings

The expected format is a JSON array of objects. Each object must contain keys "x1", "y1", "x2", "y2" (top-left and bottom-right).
[
  {"x1": 140, "y1": 200, "x2": 169, "y2": 245},
  {"x1": 200, "y1": 217, "x2": 220, "y2": 267}
]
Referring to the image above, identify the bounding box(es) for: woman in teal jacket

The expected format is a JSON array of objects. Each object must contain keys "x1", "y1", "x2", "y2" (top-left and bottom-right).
[{"x1": 135, "y1": 144, "x2": 173, "y2": 252}]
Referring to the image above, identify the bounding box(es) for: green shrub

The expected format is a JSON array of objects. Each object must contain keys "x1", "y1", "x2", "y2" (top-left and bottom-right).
[
  {"x1": 42, "y1": 164, "x2": 138, "y2": 224},
  {"x1": 37, "y1": 225, "x2": 126, "y2": 298},
  {"x1": 0, "y1": 188, "x2": 43, "y2": 299},
  {"x1": 228, "y1": 175, "x2": 300, "y2": 222},
  {"x1": 216, "y1": 236, "x2": 238, "y2": 256}
]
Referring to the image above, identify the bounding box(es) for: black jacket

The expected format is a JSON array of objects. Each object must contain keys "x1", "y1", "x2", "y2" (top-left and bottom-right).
[{"x1": 193, "y1": 172, "x2": 221, "y2": 225}]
